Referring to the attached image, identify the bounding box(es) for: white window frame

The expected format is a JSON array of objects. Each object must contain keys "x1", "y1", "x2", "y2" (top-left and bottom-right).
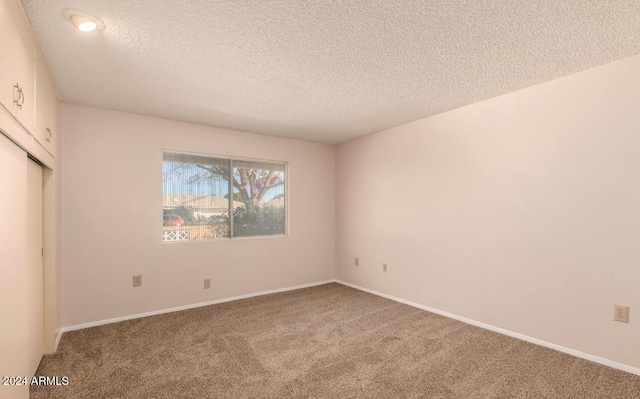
[{"x1": 161, "y1": 149, "x2": 288, "y2": 243}]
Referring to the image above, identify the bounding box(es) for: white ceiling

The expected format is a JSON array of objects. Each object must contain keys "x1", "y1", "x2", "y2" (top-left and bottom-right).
[{"x1": 21, "y1": 0, "x2": 640, "y2": 144}]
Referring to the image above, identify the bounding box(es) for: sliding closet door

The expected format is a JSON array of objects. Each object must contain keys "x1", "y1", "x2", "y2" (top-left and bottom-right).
[
  {"x1": 0, "y1": 133, "x2": 29, "y2": 399},
  {"x1": 27, "y1": 157, "x2": 44, "y2": 375}
]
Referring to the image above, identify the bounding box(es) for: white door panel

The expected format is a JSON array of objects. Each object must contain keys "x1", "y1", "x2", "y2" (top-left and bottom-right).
[
  {"x1": 27, "y1": 157, "x2": 44, "y2": 376},
  {"x1": 0, "y1": 132, "x2": 29, "y2": 399}
]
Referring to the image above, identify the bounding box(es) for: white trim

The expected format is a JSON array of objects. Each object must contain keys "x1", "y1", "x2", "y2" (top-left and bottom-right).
[
  {"x1": 54, "y1": 328, "x2": 63, "y2": 352},
  {"x1": 59, "y1": 280, "x2": 335, "y2": 334},
  {"x1": 161, "y1": 147, "x2": 288, "y2": 167},
  {"x1": 43, "y1": 328, "x2": 63, "y2": 354},
  {"x1": 336, "y1": 280, "x2": 640, "y2": 377},
  {"x1": 54, "y1": 278, "x2": 640, "y2": 376}
]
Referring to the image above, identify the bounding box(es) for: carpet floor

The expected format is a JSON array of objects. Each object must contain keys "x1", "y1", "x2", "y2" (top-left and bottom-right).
[{"x1": 32, "y1": 283, "x2": 640, "y2": 398}]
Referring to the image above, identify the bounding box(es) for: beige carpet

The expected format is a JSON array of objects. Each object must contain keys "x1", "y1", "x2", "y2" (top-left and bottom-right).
[{"x1": 32, "y1": 283, "x2": 640, "y2": 398}]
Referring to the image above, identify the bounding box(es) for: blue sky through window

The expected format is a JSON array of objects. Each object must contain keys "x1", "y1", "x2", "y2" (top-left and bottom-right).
[{"x1": 163, "y1": 161, "x2": 285, "y2": 202}]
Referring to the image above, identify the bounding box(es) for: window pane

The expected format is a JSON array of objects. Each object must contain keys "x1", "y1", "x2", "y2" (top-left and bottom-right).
[
  {"x1": 231, "y1": 160, "x2": 286, "y2": 237},
  {"x1": 162, "y1": 153, "x2": 231, "y2": 241}
]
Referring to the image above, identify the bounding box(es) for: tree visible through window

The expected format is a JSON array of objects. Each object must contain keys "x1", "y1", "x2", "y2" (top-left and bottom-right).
[{"x1": 162, "y1": 152, "x2": 286, "y2": 241}]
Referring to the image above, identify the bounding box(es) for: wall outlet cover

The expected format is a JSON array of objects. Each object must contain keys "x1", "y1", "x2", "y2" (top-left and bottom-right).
[
  {"x1": 204, "y1": 279, "x2": 211, "y2": 289},
  {"x1": 132, "y1": 275, "x2": 142, "y2": 287},
  {"x1": 613, "y1": 304, "x2": 630, "y2": 323}
]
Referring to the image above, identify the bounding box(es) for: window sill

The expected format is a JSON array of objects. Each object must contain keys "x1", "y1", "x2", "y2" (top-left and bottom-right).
[{"x1": 161, "y1": 233, "x2": 287, "y2": 244}]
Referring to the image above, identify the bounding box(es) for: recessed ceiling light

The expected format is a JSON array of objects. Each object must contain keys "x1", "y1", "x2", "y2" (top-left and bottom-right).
[
  {"x1": 62, "y1": 9, "x2": 105, "y2": 32},
  {"x1": 70, "y1": 15, "x2": 97, "y2": 31}
]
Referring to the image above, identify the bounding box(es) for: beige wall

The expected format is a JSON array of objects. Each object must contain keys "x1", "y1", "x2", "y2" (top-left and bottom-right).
[
  {"x1": 336, "y1": 54, "x2": 640, "y2": 369},
  {"x1": 60, "y1": 54, "x2": 640, "y2": 370},
  {"x1": 61, "y1": 104, "x2": 335, "y2": 327}
]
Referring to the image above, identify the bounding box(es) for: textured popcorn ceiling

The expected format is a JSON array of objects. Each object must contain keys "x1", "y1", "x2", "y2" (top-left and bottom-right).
[{"x1": 21, "y1": 0, "x2": 640, "y2": 144}]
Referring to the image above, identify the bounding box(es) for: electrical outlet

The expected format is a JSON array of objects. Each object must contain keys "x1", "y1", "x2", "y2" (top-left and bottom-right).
[
  {"x1": 382, "y1": 263, "x2": 387, "y2": 272},
  {"x1": 613, "y1": 304, "x2": 630, "y2": 323},
  {"x1": 354, "y1": 257, "x2": 359, "y2": 266},
  {"x1": 132, "y1": 275, "x2": 142, "y2": 287},
  {"x1": 204, "y1": 279, "x2": 211, "y2": 289}
]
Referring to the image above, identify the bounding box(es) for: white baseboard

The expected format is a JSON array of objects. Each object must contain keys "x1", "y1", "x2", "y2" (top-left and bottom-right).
[
  {"x1": 336, "y1": 280, "x2": 640, "y2": 377},
  {"x1": 58, "y1": 280, "x2": 336, "y2": 336},
  {"x1": 43, "y1": 329, "x2": 63, "y2": 354},
  {"x1": 54, "y1": 328, "x2": 62, "y2": 352},
  {"x1": 53, "y1": 278, "x2": 640, "y2": 376}
]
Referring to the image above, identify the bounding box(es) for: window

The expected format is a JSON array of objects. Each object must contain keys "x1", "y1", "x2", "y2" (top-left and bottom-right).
[{"x1": 162, "y1": 151, "x2": 286, "y2": 241}]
